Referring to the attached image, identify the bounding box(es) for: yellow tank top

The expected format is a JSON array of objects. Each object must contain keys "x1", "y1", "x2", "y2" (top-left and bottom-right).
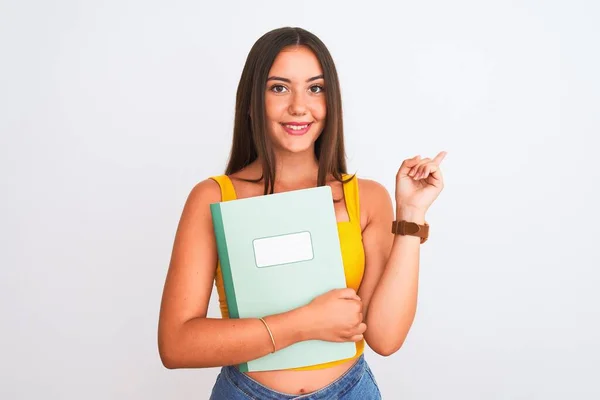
[{"x1": 209, "y1": 174, "x2": 366, "y2": 371}]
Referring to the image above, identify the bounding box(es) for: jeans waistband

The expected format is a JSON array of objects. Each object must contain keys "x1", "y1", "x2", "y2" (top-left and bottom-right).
[{"x1": 222, "y1": 355, "x2": 366, "y2": 399}]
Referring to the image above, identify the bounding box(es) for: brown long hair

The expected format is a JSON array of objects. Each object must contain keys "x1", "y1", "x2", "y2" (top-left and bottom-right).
[{"x1": 225, "y1": 27, "x2": 355, "y2": 195}]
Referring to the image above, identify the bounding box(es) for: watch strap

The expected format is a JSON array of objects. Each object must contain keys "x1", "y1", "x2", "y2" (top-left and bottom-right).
[{"x1": 391, "y1": 220, "x2": 429, "y2": 244}]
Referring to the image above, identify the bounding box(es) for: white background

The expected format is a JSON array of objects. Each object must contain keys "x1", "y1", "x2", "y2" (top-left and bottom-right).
[{"x1": 1, "y1": 0, "x2": 599, "y2": 398}]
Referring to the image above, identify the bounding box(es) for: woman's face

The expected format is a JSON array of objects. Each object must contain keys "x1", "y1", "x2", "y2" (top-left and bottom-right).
[{"x1": 264, "y1": 45, "x2": 326, "y2": 155}]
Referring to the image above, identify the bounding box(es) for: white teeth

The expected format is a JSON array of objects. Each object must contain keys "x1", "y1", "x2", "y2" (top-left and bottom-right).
[{"x1": 285, "y1": 124, "x2": 309, "y2": 130}]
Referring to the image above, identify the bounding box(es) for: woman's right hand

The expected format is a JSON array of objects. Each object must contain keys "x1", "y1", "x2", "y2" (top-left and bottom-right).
[{"x1": 303, "y1": 288, "x2": 367, "y2": 343}]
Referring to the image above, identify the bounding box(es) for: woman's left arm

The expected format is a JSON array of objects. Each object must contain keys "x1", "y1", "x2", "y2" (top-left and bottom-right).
[
  {"x1": 359, "y1": 195, "x2": 424, "y2": 356},
  {"x1": 358, "y1": 152, "x2": 447, "y2": 356}
]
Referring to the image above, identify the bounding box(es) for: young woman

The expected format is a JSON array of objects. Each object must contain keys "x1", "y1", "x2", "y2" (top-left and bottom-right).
[{"x1": 158, "y1": 27, "x2": 446, "y2": 399}]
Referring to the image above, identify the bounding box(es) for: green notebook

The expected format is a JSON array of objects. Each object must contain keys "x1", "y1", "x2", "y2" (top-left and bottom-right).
[{"x1": 210, "y1": 185, "x2": 356, "y2": 372}]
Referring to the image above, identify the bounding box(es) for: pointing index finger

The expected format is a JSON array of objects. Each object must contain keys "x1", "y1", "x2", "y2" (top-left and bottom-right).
[{"x1": 433, "y1": 151, "x2": 447, "y2": 165}]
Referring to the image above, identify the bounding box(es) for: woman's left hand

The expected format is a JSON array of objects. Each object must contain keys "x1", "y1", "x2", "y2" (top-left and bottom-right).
[{"x1": 395, "y1": 151, "x2": 447, "y2": 214}]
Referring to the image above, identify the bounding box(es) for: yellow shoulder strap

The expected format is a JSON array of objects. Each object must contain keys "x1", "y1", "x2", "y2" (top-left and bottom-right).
[
  {"x1": 209, "y1": 175, "x2": 238, "y2": 202},
  {"x1": 342, "y1": 173, "x2": 360, "y2": 223}
]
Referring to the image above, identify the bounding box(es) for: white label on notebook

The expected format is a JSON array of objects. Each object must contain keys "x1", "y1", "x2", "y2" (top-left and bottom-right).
[{"x1": 253, "y1": 231, "x2": 314, "y2": 268}]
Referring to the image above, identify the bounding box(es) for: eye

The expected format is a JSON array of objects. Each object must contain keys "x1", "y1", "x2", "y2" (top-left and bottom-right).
[
  {"x1": 270, "y1": 84, "x2": 288, "y2": 94},
  {"x1": 309, "y1": 84, "x2": 325, "y2": 94}
]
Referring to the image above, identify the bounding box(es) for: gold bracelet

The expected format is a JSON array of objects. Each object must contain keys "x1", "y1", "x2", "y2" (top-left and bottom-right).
[{"x1": 259, "y1": 317, "x2": 276, "y2": 353}]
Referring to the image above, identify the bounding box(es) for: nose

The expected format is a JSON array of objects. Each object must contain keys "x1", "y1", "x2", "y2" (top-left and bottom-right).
[{"x1": 288, "y1": 91, "x2": 307, "y2": 116}]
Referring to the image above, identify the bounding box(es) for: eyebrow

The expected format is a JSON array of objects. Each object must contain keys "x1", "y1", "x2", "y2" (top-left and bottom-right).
[{"x1": 266, "y1": 74, "x2": 324, "y2": 83}]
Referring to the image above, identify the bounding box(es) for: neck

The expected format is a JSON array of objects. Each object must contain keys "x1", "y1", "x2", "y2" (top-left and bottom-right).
[{"x1": 258, "y1": 149, "x2": 320, "y2": 185}]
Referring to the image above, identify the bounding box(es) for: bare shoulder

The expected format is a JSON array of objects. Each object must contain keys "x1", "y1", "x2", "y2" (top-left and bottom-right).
[
  {"x1": 185, "y1": 177, "x2": 222, "y2": 208},
  {"x1": 169, "y1": 176, "x2": 224, "y2": 272},
  {"x1": 356, "y1": 177, "x2": 394, "y2": 224},
  {"x1": 357, "y1": 177, "x2": 393, "y2": 207}
]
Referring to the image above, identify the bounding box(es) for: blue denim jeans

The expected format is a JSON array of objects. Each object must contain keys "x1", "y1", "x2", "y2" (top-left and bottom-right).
[{"x1": 209, "y1": 355, "x2": 382, "y2": 399}]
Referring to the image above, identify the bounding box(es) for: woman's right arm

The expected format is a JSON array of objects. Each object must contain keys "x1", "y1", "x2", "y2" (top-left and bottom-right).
[
  {"x1": 157, "y1": 179, "x2": 311, "y2": 369},
  {"x1": 157, "y1": 179, "x2": 366, "y2": 369}
]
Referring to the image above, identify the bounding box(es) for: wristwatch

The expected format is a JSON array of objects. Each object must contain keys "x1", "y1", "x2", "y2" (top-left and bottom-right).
[{"x1": 391, "y1": 220, "x2": 429, "y2": 244}]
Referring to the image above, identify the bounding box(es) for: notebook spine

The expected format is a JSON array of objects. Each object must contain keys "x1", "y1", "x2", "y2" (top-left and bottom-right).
[
  {"x1": 210, "y1": 203, "x2": 240, "y2": 319},
  {"x1": 210, "y1": 203, "x2": 248, "y2": 371}
]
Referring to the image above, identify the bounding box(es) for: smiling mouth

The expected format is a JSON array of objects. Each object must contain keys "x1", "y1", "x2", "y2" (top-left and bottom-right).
[
  {"x1": 281, "y1": 123, "x2": 311, "y2": 130},
  {"x1": 280, "y1": 122, "x2": 313, "y2": 135}
]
